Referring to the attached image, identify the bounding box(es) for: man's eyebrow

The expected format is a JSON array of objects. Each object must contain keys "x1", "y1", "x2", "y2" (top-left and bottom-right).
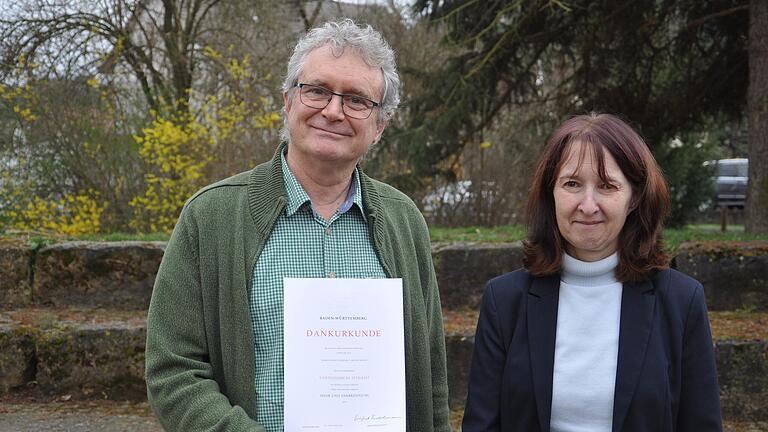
[
  {"x1": 303, "y1": 80, "x2": 374, "y2": 99},
  {"x1": 340, "y1": 86, "x2": 375, "y2": 99}
]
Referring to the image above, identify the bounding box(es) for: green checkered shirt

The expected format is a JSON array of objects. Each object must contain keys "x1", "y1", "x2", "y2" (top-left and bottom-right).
[{"x1": 250, "y1": 151, "x2": 386, "y2": 432}]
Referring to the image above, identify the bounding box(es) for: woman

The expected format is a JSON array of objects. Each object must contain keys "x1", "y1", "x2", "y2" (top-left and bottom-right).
[{"x1": 462, "y1": 113, "x2": 721, "y2": 431}]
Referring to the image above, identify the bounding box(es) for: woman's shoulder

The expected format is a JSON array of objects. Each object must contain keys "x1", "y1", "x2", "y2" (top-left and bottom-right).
[
  {"x1": 651, "y1": 267, "x2": 706, "y2": 309},
  {"x1": 485, "y1": 268, "x2": 548, "y2": 301},
  {"x1": 482, "y1": 269, "x2": 560, "y2": 315},
  {"x1": 487, "y1": 268, "x2": 534, "y2": 289},
  {"x1": 652, "y1": 268, "x2": 703, "y2": 292}
]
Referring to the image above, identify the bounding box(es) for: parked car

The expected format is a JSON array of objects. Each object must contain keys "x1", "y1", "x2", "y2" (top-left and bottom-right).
[
  {"x1": 422, "y1": 180, "x2": 512, "y2": 226},
  {"x1": 422, "y1": 180, "x2": 474, "y2": 216},
  {"x1": 705, "y1": 158, "x2": 748, "y2": 208}
]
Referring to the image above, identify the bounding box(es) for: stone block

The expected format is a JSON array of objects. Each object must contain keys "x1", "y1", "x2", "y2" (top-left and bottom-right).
[
  {"x1": 0, "y1": 324, "x2": 35, "y2": 393},
  {"x1": 445, "y1": 332, "x2": 474, "y2": 410},
  {"x1": 434, "y1": 242, "x2": 523, "y2": 310},
  {"x1": 0, "y1": 242, "x2": 32, "y2": 307},
  {"x1": 674, "y1": 242, "x2": 768, "y2": 311},
  {"x1": 717, "y1": 340, "x2": 768, "y2": 421},
  {"x1": 33, "y1": 241, "x2": 165, "y2": 309},
  {"x1": 35, "y1": 323, "x2": 147, "y2": 400},
  {"x1": 446, "y1": 334, "x2": 768, "y2": 421}
]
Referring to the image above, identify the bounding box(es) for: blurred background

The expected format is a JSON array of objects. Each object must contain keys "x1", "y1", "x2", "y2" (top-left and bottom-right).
[{"x1": 0, "y1": 0, "x2": 764, "y2": 235}]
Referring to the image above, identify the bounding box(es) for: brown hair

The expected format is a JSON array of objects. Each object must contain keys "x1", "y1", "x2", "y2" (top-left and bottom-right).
[{"x1": 522, "y1": 113, "x2": 670, "y2": 282}]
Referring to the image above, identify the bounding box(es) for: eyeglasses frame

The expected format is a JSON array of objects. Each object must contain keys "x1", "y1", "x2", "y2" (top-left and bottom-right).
[{"x1": 294, "y1": 83, "x2": 380, "y2": 120}]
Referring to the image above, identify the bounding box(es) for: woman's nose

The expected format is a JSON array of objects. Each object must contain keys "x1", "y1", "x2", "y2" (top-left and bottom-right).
[{"x1": 577, "y1": 189, "x2": 599, "y2": 214}]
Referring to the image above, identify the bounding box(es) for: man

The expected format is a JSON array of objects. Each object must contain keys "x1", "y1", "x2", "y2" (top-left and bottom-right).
[{"x1": 145, "y1": 19, "x2": 451, "y2": 431}]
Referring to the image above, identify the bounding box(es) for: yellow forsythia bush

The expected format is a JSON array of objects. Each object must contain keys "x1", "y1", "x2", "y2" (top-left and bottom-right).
[
  {"x1": 2, "y1": 189, "x2": 106, "y2": 236},
  {"x1": 129, "y1": 110, "x2": 214, "y2": 233},
  {"x1": 129, "y1": 51, "x2": 281, "y2": 234}
]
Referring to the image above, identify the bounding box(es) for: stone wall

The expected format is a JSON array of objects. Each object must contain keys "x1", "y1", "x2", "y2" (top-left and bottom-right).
[
  {"x1": 1, "y1": 240, "x2": 765, "y2": 311},
  {"x1": 445, "y1": 334, "x2": 768, "y2": 420},
  {"x1": 436, "y1": 241, "x2": 768, "y2": 311},
  {"x1": 0, "y1": 241, "x2": 164, "y2": 309},
  {"x1": 674, "y1": 242, "x2": 768, "y2": 311},
  {"x1": 32, "y1": 241, "x2": 165, "y2": 309},
  {"x1": 433, "y1": 242, "x2": 524, "y2": 310},
  {"x1": 0, "y1": 242, "x2": 32, "y2": 307},
  {"x1": 0, "y1": 239, "x2": 766, "y2": 420}
]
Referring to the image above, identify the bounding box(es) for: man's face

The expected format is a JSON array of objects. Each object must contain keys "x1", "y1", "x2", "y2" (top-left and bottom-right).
[{"x1": 283, "y1": 45, "x2": 386, "y2": 167}]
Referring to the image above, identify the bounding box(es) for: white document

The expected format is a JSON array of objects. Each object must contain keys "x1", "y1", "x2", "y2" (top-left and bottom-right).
[{"x1": 284, "y1": 277, "x2": 406, "y2": 431}]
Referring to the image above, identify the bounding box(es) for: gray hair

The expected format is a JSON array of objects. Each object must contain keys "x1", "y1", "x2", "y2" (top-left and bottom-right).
[{"x1": 281, "y1": 19, "x2": 400, "y2": 142}]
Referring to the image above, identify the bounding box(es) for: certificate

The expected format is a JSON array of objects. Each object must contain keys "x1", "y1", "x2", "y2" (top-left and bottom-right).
[{"x1": 284, "y1": 278, "x2": 406, "y2": 431}]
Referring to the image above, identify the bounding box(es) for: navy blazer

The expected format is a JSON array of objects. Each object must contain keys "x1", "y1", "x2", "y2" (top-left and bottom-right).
[{"x1": 462, "y1": 268, "x2": 722, "y2": 432}]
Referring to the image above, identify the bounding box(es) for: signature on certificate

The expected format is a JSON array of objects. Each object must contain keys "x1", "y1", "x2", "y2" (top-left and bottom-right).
[{"x1": 353, "y1": 414, "x2": 402, "y2": 423}]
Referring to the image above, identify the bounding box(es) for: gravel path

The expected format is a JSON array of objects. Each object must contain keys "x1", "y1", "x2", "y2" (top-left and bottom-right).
[
  {"x1": 0, "y1": 401, "x2": 162, "y2": 432},
  {"x1": 3, "y1": 402, "x2": 766, "y2": 431}
]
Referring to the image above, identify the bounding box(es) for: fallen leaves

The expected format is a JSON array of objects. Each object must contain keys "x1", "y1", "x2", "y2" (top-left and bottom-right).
[
  {"x1": 443, "y1": 309, "x2": 768, "y2": 341},
  {"x1": 709, "y1": 311, "x2": 768, "y2": 341}
]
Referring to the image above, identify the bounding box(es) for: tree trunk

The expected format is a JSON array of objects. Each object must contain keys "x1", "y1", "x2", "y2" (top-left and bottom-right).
[{"x1": 746, "y1": 0, "x2": 768, "y2": 233}]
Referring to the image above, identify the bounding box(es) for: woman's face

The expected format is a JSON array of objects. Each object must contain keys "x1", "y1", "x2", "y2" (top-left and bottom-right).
[{"x1": 554, "y1": 141, "x2": 634, "y2": 262}]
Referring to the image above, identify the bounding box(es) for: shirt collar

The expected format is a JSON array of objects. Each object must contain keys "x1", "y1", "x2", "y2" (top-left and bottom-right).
[{"x1": 280, "y1": 149, "x2": 364, "y2": 218}]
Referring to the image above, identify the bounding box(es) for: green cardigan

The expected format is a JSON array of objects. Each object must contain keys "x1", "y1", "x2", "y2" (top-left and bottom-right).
[{"x1": 145, "y1": 144, "x2": 451, "y2": 431}]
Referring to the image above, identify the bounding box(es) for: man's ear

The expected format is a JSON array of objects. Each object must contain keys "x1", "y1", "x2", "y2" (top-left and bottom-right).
[
  {"x1": 373, "y1": 117, "x2": 388, "y2": 144},
  {"x1": 283, "y1": 91, "x2": 292, "y2": 114}
]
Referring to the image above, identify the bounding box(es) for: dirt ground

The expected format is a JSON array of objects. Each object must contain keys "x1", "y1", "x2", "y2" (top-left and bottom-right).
[
  {"x1": 0, "y1": 400, "x2": 162, "y2": 432},
  {"x1": 1, "y1": 399, "x2": 765, "y2": 431}
]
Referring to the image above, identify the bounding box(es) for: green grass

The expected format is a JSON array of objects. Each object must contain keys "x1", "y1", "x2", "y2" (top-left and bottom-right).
[
  {"x1": 0, "y1": 231, "x2": 170, "y2": 248},
  {"x1": 3, "y1": 225, "x2": 768, "y2": 250},
  {"x1": 663, "y1": 225, "x2": 768, "y2": 249},
  {"x1": 72, "y1": 232, "x2": 169, "y2": 242},
  {"x1": 429, "y1": 226, "x2": 527, "y2": 243},
  {"x1": 429, "y1": 224, "x2": 768, "y2": 252}
]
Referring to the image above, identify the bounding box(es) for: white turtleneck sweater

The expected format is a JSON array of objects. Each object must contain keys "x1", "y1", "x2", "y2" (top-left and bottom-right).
[{"x1": 550, "y1": 253, "x2": 622, "y2": 432}]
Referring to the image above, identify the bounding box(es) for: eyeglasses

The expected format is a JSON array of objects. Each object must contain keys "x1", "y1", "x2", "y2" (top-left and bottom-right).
[{"x1": 295, "y1": 83, "x2": 380, "y2": 120}]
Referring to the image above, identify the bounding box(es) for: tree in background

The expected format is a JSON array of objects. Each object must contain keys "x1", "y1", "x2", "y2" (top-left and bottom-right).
[
  {"x1": 0, "y1": 63, "x2": 143, "y2": 233},
  {"x1": 0, "y1": 0, "x2": 225, "y2": 115},
  {"x1": 409, "y1": 0, "x2": 749, "y2": 226},
  {"x1": 746, "y1": 0, "x2": 768, "y2": 233},
  {"x1": 0, "y1": 0, "x2": 286, "y2": 234},
  {"x1": 5, "y1": 0, "x2": 757, "y2": 232},
  {"x1": 359, "y1": 1, "x2": 459, "y2": 195},
  {"x1": 129, "y1": 51, "x2": 281, "y2": 233}
]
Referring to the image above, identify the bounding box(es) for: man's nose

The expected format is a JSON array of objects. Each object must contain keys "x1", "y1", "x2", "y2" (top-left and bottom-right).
[
  {"x1": 577, "y1": 189, "x2": 600, "y2": 214},
  {"x1": 321, "y1": 94, "x2": 346, "y2": 121}
]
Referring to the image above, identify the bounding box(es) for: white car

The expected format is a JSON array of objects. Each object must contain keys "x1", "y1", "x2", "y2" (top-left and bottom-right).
[
  {"x1": 705, "y1": 158, "x2": 748, "y2": 208},
  {"x1": 422, "y1": 180, "x2": 474, "y2": 215}
]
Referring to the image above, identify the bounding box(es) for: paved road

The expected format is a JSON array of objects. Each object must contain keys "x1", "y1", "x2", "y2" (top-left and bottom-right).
[
  {"x1": 0, "y1": 401, "x2": 162, "y2": 432},
  {"x1": 3, "y1": 402, "x2": 766, "y2": 432}
]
